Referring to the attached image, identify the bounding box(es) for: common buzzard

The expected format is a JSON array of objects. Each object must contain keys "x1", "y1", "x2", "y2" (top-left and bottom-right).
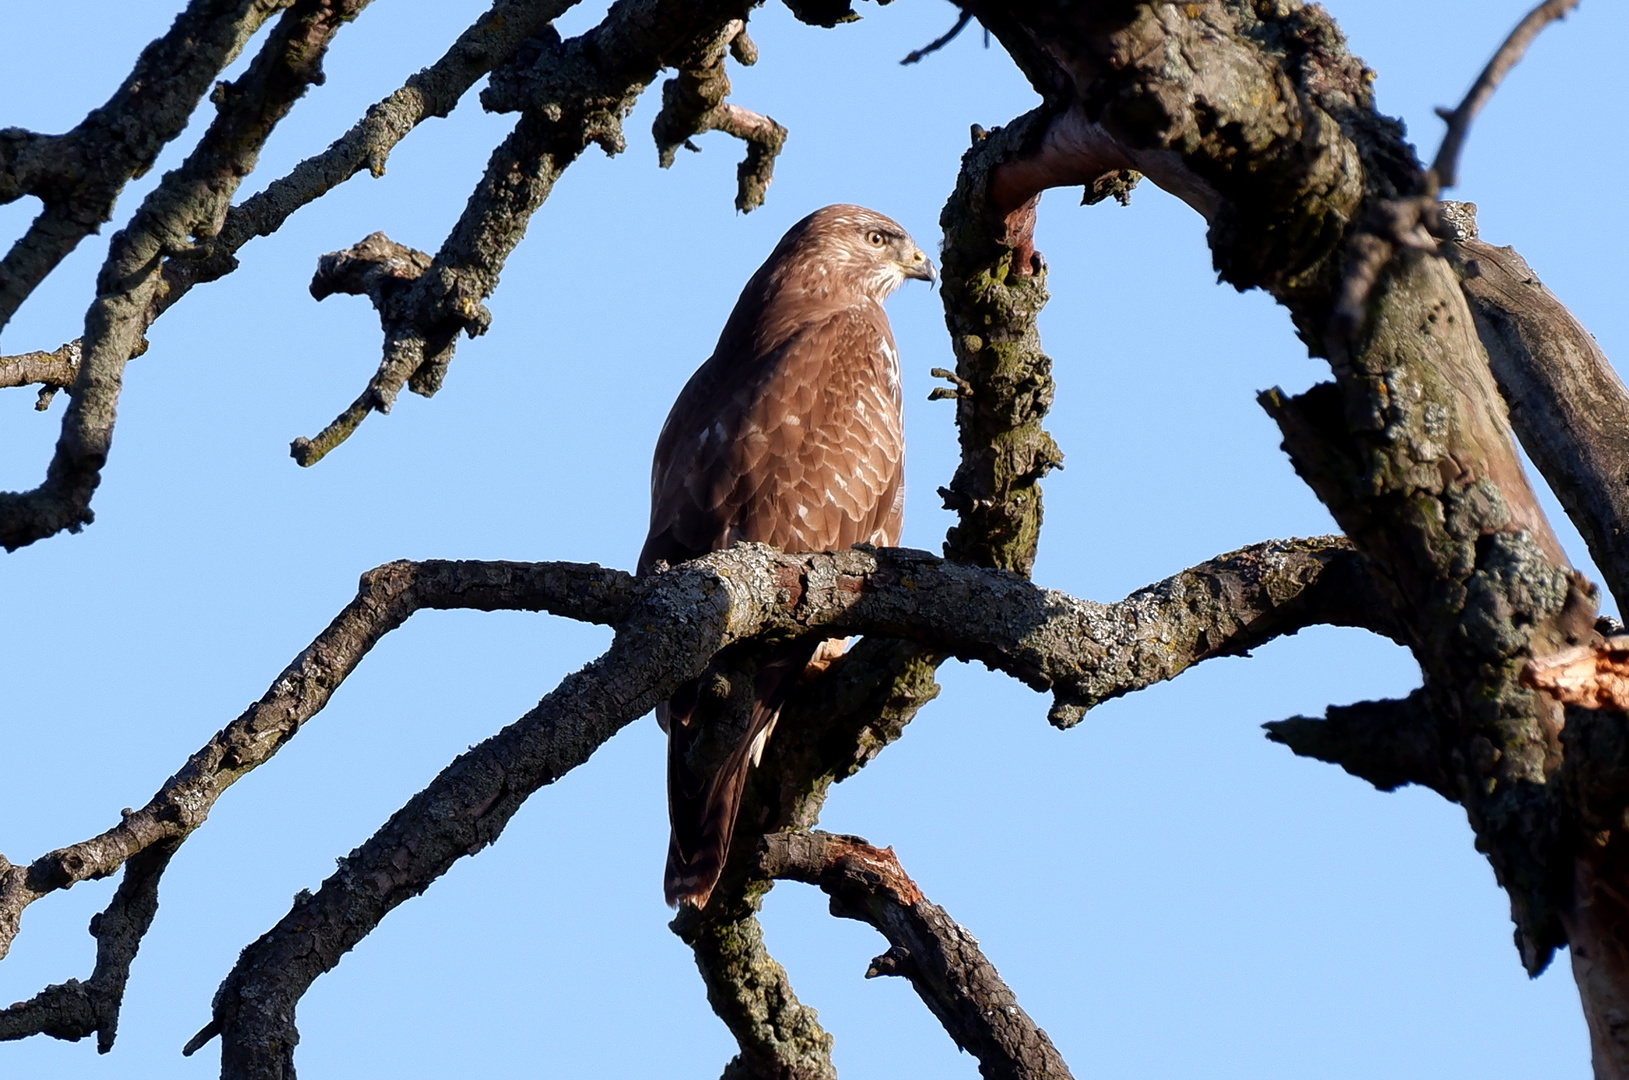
[{"x1": 640, "y1": 204, "x2": 934, "y2": 908}]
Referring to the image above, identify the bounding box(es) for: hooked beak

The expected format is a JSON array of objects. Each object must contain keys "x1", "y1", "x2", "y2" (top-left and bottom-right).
[{"x1": 903, "y1": 247, "x2": 936, "y2": 284}]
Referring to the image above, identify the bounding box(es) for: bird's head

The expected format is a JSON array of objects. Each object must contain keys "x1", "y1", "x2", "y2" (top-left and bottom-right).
[{"x1": 781, "y1": 204, "x2": 936, "y2": 303}]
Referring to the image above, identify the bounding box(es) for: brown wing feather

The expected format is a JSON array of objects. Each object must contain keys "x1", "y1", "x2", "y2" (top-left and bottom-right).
[
  {"x1": 644, "y1": 299, "x2": 904, "y2": 909},
  {"x1": 640, "y1": 304, "x2": 903, "y2": 573}
]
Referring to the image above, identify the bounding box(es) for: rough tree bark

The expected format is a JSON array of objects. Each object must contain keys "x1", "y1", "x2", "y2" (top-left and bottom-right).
[{"x1": 943, "y1": 1, "x2": 1627, "y2": 1073}]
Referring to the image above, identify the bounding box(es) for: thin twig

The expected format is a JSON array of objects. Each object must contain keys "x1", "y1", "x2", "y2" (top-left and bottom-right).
[
  {"x1": 901, "y1": 11, "x2": 972, "y2": 64},
  {"x1": 1432, "y1": 0, "x2": 1583, "y2": 188}
]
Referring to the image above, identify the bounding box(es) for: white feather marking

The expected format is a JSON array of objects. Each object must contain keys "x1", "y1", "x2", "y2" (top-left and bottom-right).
[{"x1": 749, "y1": 715, "x2": 778, "y2": 768}]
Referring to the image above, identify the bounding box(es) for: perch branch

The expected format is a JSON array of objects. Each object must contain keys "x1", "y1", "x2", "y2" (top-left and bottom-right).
[
  {"x1": 761, "y1": 831, "x2": 1073, "y2": 1080},
  {"x1": 185, "y1": 536, "x2": 1389, "y2": 1073},
  {"x1": 651, "y1": 20, "x2": 787, "y2": 213}
]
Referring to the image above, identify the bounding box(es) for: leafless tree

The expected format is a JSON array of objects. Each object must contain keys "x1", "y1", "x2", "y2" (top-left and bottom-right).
[{"x1": 3, "y1": 1, "x2": 1626, "y2": 1078}]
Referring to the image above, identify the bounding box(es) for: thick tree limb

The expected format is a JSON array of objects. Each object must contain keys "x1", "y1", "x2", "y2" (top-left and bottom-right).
[
  {"x1": 671, "y1": 899, "x2": 837, "y2": 1080},
  {"x1": 652, "y1": 20, "x2": 787, "y2": 213},
  {"x1": 674, "y1": 636, "x2": 944, "y2": 1079},
  {"x1": 936, "y1": 118, "x2": 1063, "y2": 576},
  {"x1": 1435, "y1": 208, "x2": 1629, "y2": 613},
  {"x1": 178, "y1": 537, "x2": 1386, "y2": 1075},
  {"x1": 292, "y1": 0, "x2": 759, "y2": 466},
  {"x1": 958, "y1": 0, "x2": 1602, "y2": 978},
  {"x1": 0, "y1": 0, "x2": 373, "y2": 551},
  {"x1": 761, "y1": 831, "x2": 1072, "y2": 1080}
]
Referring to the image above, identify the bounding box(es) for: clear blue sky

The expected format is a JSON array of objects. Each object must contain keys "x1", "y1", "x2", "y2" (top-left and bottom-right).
[{"x1": 2, "y1": 1, "x2": 1624, "y2": 1076}]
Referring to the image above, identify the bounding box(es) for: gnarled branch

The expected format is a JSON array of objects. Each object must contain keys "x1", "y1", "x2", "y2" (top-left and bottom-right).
[
  {"x1": 293, "y1": 0, "x2": 759, "y2": 466},
  {"x1": 177, "y1": 536, "x2": 1385, "y2": 1073},
  {"x1": 0, "y1": 0, "x2": 290, "y2": 334},
  {"x1": 651, "y1": 20, "x2": 787, "y2": 213},
  {"x1": 0, "y1": 0, "x2": 373, "y2": 550},
  {"x1": 761, "y1": 830, "x2": 1073, "y2": 1080}
]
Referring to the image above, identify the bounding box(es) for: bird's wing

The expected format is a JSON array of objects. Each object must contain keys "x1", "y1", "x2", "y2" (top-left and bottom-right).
[{"x1": 639, "y1": 304, "x2": 904, "y2": 573}]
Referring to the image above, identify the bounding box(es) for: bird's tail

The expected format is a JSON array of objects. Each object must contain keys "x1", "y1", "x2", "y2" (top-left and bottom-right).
[{"x1": 663, "y1": 641, "x2": 843, "y2": 908}]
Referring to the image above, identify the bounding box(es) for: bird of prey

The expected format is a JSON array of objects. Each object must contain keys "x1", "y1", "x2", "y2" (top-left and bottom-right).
[{"x1": 639, "y1": 204, "x2": 935, "y2": 908}]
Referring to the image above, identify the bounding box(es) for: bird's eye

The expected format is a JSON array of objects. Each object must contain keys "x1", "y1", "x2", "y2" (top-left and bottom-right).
[{"x1": 866, "y1": 230, "x2": 886, "y2": 247}]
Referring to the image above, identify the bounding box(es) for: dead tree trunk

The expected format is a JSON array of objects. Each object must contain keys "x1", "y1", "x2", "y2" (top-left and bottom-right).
[{"x1": 947, "y1": 2, "x2": 1629, "y2": 1073}]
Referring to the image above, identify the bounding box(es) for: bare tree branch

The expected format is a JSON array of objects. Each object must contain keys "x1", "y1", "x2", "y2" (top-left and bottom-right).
[
  {"x1": 0, "y1": 557, "x2": 628, "y2": 1049},
  {"x1": 0, "y1": 339, "x2": 87, "y2": 410},
  {"x1": 0, "y1": 841, "x2": 179, "y2": 1053},
  {"x1": 1430, "y1": 0, "x2": 1584, "y2": 189},
  {"x1": 1331, "y1": 0, "x2": 1580, "y2": 341},
  {"x1": 1265, "y1": 690, "x2": 1452, "y2": 799},
  {"x1": 292, "y1": 0, "x2": 758, "y2": 466},
  {"x1": 196, "y1": 0, "x2": 576, "y2": 280},
  {"x1": 963, "y1": 0, "x2": 1605, "y2": 981},
  {"x1": 652, "y1": 20, "x2": 787, "y2": 213},
  {"x1": 671, "y1": 901, "x2": 837, "y2": 1080},
  {"x1": 901, "y1": 11, "x2": 973, "y2": 65},
  {"x1": 0, "y1": 0, "x2": 291, "y2": 335},
  {"x1": 0, "y1": 0, "x2": 375, "y2": 551},
  {"x1": 761, "y1": 830, "x2": 1073, "y2": 1080},
  {"x1": 179, "y1": 537, "x2": 1386, "y2": 1075},
  {"x1": 0, "y1": 0, "x2": 570, "y2": 554},
  {"x1": 937, "y1": 116, "x2": 1064, "y2": 576},
  {"x1": 1436, "y1": 205, "x2": 1629, "y2": 613}
]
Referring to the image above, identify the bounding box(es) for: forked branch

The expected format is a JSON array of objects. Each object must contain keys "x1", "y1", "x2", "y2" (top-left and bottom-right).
[
  {"x1": 651, "y1": 20, "x2": 787, "y2": 213},
  {"x1": 294, "y1": 0, "x2": 759, "y2": 466},
  {"x1": 176, "y1": 538, "x2": 1387, "y2": 1073}
]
